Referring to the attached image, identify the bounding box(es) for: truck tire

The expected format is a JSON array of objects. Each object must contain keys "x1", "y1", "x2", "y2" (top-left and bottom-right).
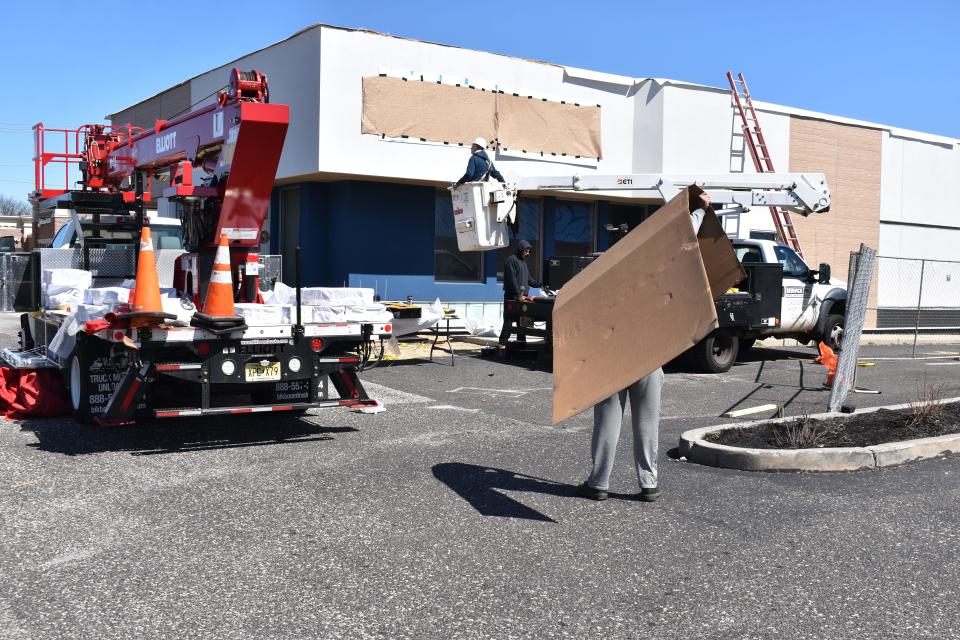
[
  {"x1": 66, "y1": 347, "x2": 95, "y2": 424},
  {"x1": 693, "y1": 330, "x2": 739, "y2": 373},
  {"x1": 64, "y1": 334, "x2": 117, "y2": 425},
  {"x1": 821, "y1": 314, "x2": 844, "y2": 350}
]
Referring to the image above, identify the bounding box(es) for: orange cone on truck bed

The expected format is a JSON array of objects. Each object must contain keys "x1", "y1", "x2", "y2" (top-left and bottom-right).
[
  {"x1": 203, "y1": 233, "x2": 235, "y2": 317},
  {"x1": 130, "y1": 226, "x2": 164, "y2": 327}
]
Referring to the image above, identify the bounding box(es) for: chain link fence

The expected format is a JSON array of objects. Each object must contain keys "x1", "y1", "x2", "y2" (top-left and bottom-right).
[{"x1": 872, "y1": 255, "x2": 960, "y2": 355}]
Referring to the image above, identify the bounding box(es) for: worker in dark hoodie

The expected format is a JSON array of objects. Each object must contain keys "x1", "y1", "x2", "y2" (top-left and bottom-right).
[
  {"x1": 455, "y1": 137, "x2": 504, "y2": 185},
  {"x1": 498, "y1": 239, "x2": 540, "y2": 353}
]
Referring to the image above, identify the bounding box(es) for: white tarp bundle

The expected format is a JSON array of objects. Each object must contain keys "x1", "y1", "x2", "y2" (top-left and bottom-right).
[
  {"x1": 84, "y1": 286, "x2": 131, "y2": 305},
  {"x1": 48, "y1": 303, "x2": 110, "y2": 358},
  {"x1": 42, "y1": 269, "x2": 93, "y2": 310},
  {"x1": 265, "y1": 283, "x2": 375, "y2": 307},
  {"x1": 390, "y1": 298, "x2": 445, "y2": 337},
  {"x1": 244, "y1": 283, "x2": 392, "y2": 325},
  {"x1": 464, "y1": 317, "x2": 502, "y2": 338},
  {"x1": 235, "y1": 304, "x2": 291, "y2": 325}
]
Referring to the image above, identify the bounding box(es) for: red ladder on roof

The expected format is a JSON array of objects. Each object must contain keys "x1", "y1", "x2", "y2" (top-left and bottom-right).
[{"x1": 726, "y1": 71, "x2": 804, "y2": 257}]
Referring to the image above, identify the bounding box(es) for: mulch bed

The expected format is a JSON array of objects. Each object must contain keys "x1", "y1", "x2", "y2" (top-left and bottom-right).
[{"x1": 705, "y1": 403, "x2": 960, "y2": 450}]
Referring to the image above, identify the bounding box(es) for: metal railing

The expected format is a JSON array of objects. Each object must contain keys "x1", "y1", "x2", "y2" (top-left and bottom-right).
[
  {"x1": 0, "y1": 253, "x2": 34, "y2": 312},
  {"x1": 871, "y1": 255, "x2": 960, "y2": 356}
]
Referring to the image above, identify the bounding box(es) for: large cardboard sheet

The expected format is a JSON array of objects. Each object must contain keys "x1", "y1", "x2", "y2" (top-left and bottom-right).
[
  {"x1": 551, "y1": 187, "x2": 744, "y2": 424},
  {"x1": 362, "y1": 76, "x2": 496, "y2": 145},
  {"x1": 361, "y1": 76, "x2": 602, "y2": 158},
  {"x1": 496, "y1": 93, "x2": 602, "y2": 159}
]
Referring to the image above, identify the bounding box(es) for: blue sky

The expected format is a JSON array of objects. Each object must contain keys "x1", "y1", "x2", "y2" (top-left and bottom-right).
[{"x1": 1, "y1": 0, "x2": 956, "y2": 201}]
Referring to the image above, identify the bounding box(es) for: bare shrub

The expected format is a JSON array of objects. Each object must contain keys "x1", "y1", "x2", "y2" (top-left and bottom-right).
[
  {"x1": 773, "y1": 416, "x2": 831, "y2": 449},
  {"x1": 906, "y1": 380, "x2": 956, "y2": 432}
]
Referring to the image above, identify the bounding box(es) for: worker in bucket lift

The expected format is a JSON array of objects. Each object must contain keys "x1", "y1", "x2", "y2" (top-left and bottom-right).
[
  {"x1": 576, "y1": 192, "x2": 712, "y2": 504},
  {"x1": 454, "y1": 137, "x2": 504, "y2": 186},
  {"x1": 497, "y1": 239, "x2": 540, "y2": 355}
]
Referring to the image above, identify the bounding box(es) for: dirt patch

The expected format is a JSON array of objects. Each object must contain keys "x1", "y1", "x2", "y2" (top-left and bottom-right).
[{"x1": 705, "y1": 403, "x2": 960, "y2": 450}]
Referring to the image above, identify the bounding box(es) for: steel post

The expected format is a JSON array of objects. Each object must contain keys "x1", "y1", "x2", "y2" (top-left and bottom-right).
[{"x1": 912, "y1": 259, "x2": 926, "y2": 358}]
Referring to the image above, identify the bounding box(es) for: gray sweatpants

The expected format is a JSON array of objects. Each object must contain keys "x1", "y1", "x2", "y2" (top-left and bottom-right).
[{"x1": 587, "y1": 368, "x2": 664, "y2": 491}]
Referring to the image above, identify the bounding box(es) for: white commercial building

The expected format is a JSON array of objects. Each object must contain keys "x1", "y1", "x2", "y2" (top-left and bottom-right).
[{"x1": 110, "y1": 24, "x2": 960, "y2": 325}]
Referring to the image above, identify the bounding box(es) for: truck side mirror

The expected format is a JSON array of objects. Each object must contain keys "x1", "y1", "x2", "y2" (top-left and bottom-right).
[{"x1": 818, "y1": 263, "x2": 831, "y2": 284}]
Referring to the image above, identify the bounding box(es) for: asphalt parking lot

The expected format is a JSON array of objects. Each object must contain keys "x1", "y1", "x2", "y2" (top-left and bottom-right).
[{"x1": 2, "y1": 331, "x2": 960, "y2": 639}]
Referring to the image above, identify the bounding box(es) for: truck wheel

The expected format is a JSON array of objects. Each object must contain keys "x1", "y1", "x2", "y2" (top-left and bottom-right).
[
  {"x1": 694, "y1": 331, "x2": 739, "y2": 373},
  {"x1": 66, "y1": 349, "x2": 95, "y2": 424},
  {"x1": 821, "y1": 314, "x2": 844, "y2": 350}
]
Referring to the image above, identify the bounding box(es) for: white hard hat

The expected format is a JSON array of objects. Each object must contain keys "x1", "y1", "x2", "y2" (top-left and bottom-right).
[{"x1": 473, "y1": 137, "x2": 487, "y2": 148}]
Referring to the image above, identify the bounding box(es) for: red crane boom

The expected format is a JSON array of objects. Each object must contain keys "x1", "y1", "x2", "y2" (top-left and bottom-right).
[{"x1": 33, "y1": 69, "x2": 289, "y2": 250}]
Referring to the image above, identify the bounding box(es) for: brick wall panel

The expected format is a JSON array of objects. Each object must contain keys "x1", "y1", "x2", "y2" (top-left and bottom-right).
[{"x1": 789, "y1": 117, "x2": 882, "y2": 326}]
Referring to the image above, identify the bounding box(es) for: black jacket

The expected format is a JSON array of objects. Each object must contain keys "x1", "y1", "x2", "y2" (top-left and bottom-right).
[{"x1": 503, "y1": 240, "x2": 540, "y2": 298}]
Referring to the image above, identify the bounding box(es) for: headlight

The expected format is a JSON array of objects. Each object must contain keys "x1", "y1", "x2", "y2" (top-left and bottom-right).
[
  {"x1": 221, "y1": 359, "x2": 236, "y2": 376},
  {"x1": 288, "y1": 357, "x2": 302, "y2": 373}
]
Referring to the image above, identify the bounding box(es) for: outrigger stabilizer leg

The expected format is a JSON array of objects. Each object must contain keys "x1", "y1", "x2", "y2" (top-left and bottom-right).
[{"x1": 96, "y1": 361, "x2": 155, "y2": 426}]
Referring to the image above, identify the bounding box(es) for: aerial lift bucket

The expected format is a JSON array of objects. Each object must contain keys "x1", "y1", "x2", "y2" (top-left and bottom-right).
[{"x1": 450, "y1": 181, "x2": 516, "y2": 251}]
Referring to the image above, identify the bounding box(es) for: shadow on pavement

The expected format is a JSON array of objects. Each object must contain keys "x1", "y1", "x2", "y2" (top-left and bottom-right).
[
  {"x1": 736, "y1": 345, "x2": 815, "y2": 364},
  {"x1": 432, "y1": 462, "x2": 640, "y2": 522},
  {"x1": 433, "y1": 463, "x2": 572, "y2": 522},
  {"x1": 473, "y1": 347, "x2": 553, "y2": 373},
  {"x1": 19, "y1": 414, "x2": 356, "y2": 457}
]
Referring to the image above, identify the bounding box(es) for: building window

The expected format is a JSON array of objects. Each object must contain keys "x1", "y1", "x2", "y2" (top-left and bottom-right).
[
  {"x1": 606, "y1": 204, "x2": 647, "y2": 246},
  {"x1": 555, "y1": 200, "x2": 595, "y2": 257},
  {"x1": 496, "y1": 198, "x2": 542, "y2": 283},
  {"x1": 435, "y1": 190, "x2": 483, "y2": 282}
]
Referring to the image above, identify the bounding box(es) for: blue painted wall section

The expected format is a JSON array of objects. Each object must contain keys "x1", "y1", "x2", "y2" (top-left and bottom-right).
[{"x1": 269, "y1": 181, "x2": 615, "y2": 302}]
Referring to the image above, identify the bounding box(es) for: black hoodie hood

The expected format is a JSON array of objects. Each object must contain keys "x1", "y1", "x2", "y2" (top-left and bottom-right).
[{"x1": 516, "y1": 240, "x2": 533, "y2": 259}]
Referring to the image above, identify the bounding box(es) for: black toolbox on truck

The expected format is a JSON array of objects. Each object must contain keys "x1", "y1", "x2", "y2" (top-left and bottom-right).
[{"x1": 716, "y1": 263, "x2": 782, "y2": 329}]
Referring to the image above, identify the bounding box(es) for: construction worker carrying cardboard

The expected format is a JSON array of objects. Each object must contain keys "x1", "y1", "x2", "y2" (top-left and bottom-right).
[
  {"x1": 576, "y1": 192, "x2": 712, "y2": 504},
  {"x1": 454, "y1": 137, "x2": 504, "y2": 186}
]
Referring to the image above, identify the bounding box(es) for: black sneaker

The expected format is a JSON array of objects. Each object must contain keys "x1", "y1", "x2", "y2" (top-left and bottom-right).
[
  {"x1": 636, "y1": 486, "x2": 661, "y2": 503},
  {"x1": 576, "y1": 482, "x2": 608, "y2": 501}
]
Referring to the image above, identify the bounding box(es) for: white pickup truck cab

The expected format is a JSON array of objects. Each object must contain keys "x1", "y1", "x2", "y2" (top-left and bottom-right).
[
  {"x1": 733, "y1": 239, "x2": 846, "y2": 342},
  {"x1": 689, "y1": 238, "x2": 847, "y2": 372}
]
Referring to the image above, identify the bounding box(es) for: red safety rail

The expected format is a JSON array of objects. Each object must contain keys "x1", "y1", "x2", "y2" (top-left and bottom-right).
[
  {"x1": 726, "y1": 71, "x2": 804, "y2": 257},
  {"x1": 32, "y1": 123, "x2": 142, "y2": 201}
]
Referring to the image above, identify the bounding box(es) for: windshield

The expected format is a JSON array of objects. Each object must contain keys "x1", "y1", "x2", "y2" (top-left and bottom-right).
[
  {"x1": 151, "y1": 225, "x2": 183, "y2": 250},
  {"x1": 51, "y1": 222, "x2": 75, "y2": 248}
]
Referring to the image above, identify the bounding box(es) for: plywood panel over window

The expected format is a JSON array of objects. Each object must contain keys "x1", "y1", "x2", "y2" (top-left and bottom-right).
[
  {"x1": 361, "y1": 76, "x2": 602, "y2": 159},
  {"x1": 362, "y1": 77, "x2": 496, "y2": 147},
  {"x1": 495, "y1": 93, "x2": 601, "y2": 158},
  {"x1": 789, "y1": 117, "x2": 882, "y2": 325}
]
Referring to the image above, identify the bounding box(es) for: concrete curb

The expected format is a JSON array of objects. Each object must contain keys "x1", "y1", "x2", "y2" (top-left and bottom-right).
[{"x1": 679, "y1": 397, "x2": 960, "y2": 472}]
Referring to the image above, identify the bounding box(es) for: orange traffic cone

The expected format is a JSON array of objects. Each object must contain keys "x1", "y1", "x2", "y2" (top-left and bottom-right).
[
  {"x1": 203, "y1": 233, "x2": 235, "y2": 317},
  {"x1": 816, "y1": 342, "x2": 838, "y2": 387},
  {"x1": 130, "y1": 226, "x2": 164, "y2": 327}
]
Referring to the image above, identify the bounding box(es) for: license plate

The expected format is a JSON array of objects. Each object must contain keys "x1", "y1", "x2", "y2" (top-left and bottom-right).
[{"x1": 245, "y1": 361, "x2": 281, "y2": 381}]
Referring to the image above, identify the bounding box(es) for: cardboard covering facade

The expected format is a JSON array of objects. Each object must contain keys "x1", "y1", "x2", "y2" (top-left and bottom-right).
[
  {"x1": 551, "y1": 187, "x2": 744, "y2": 424},
  {"x1": 361, "y1": 76, "x2": 602, "y2": 158}
]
